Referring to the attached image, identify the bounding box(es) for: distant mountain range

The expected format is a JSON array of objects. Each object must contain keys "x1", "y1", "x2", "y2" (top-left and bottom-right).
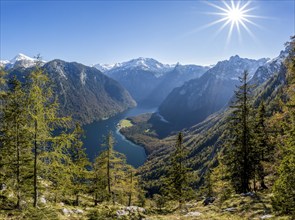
[
  {"x1": 3, "y1": 52, "x2": 287, "y2": 130},
  {"x1": 0, "y1": 54, "x2": 212, "y2": 123},
  {"x1": 158, "y1": 55, "x2": 269, "y2": 129},
  {"x1": 94, "y1": 57, "x2": 175, "y2": 76},
  {"x1": 143, "y1": 63, "x2": 211, "y2": 106},
  {"x1": 95, "y1": 57, "x2": 210, "y2": 106}
]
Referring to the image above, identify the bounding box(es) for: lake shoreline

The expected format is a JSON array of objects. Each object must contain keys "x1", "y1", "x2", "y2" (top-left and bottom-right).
[
  {"x1": 82, "y1": 106, "x2": 156, "y2": 168},
  {"x1": 116, "y1": 126, "x2": 150, "y2": 160}
]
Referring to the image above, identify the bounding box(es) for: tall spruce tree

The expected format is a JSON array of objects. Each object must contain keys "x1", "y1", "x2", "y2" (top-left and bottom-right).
[
  {"x1": 253, "y1": 101, "x2": 271, "y2": 190},
  {"x1": 68, "y1": 124, "x2": 91, "y2": 206},
  {"x1": 165, "y1": 132, "x2": 193, "y2": 207},
  {"x1": 0, "y1": 69, "x2": 5, "y2": 187},
  {"x1": 0, "y1": 69, "x2": 6, "y2": 191},
  {"x1": 125, "y1": 165, "x2": 141, "y2": 206},
  {"x1": 43, "y1": 131, "x2": 72, "y2": 203},
  {"x1": 224, "y1": 70, "x2": 255, "y2": 193},
  {"x1": 0, "y1": 68, "x2": 6, "y2": 100},
  {"x1": 0, "y1": 77, "x2": 32, "y2": 209},
  {"x1": 93, "y1": 131, "x2": 138, "y2": 205},
  {"x1": 92, "y1": 153, "x2": 108, "y2": 205}
]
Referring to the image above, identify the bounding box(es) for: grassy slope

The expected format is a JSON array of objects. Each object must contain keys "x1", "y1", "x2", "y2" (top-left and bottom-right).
[{"x1": 119, "y1": 119, "x2": 133, "y2": 128}]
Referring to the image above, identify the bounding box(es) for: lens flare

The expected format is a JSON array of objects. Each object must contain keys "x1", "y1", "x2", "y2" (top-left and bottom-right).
[{"x1": 205, "y1": 0, "x2": 262, "y2": 44}]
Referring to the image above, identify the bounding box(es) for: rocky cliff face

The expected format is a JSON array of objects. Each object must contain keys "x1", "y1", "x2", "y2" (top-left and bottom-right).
[{"x1": 143, "y1": 64, "x2": 210, "y2": 106}]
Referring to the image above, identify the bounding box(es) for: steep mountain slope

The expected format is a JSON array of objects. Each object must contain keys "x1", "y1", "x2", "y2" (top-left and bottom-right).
[
  {"x1": 136, "y1": 47, "x2": 289, "y2": 196},
  {"x1": 10, "y1": 59, "x2": 136, "y2": 124},
  {"x1": 143, "y1": 64, "x2": 210, "y2": 106},
  {"x1": 250, "y1": 48, "x2": 290, "y2": 85},
  {"x1": 158, "y1": 56, "x2": 268, "y2": 129}
]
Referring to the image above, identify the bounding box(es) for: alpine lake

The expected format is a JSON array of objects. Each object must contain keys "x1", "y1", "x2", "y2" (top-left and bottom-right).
[{"x1": 82, "y1": 106, "x2": 156, "y2": 168}]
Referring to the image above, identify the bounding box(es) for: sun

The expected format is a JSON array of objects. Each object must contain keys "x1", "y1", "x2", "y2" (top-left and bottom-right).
[
  {"x1": 227, "y1": 7, "x2": 244, "y2": 23},
  {"x1": 205, "y1": 0, "x2": 260, "y2": 43}
]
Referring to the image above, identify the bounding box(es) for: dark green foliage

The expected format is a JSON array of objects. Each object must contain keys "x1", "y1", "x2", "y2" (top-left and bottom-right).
[
  {"x1": 92, "y1": 154, "x2": 109, "y2": 205},
  {"x1": 153, "y1": 194, "x2": 166, "y2": 210},
  {"x1": 68, "y1": 123, "x2": 91, "y2": 206},
  {"x1": 253, "y1": 101, "x2": 272, "y2": 190},
  {"x1": 92, "y1": 132, "x2": 140, "y2": 206},
  {"x1": 203, "y1": 168, "x2": 213, "y2": 197},
  {"x1": 163, "y1": 132, "x2": 194, "y2": 206},
  {"x1": 0, "y1": 77, "x2": 33, "y2": 209},
  {"x1": 43, "y1": 131, "x2": 73, "y2": 203},
  {"x1": 272, "y1": 155, "x2": 295, "y2": 215},
  {"x1": 224, "y1": 71, "x2": 255, "y2": 193}
]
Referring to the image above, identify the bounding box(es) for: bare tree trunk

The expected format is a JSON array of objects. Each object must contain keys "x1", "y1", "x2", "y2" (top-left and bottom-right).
[
  {"x1": 76, "y1": 194, "x2": 79, "y2": 206},
  {"x1": 16, "y1": 123, "x2": 21, "y2": 209},
  {"x1": 128, "y1": 171, "x2": 133, "y2": 206},
  {"x1": 94, "y1": 193, "x2": 98, "y2": 206},
  {"x1": 33, "y1": 120, "x2": 38, "y2": 208}
]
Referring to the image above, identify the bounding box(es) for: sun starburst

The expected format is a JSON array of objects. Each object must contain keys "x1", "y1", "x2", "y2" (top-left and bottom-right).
[{"x1": 206, "y1": 0, "x2": 261, "y2": 44}]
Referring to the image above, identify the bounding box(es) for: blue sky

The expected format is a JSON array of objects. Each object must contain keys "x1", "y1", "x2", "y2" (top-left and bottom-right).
[{"x1": 0, "y1": 1, "x2": 294, "y2": 66}]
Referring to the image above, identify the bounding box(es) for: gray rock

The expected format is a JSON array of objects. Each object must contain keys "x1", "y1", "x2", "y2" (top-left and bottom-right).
[
  {"x1": 223, "y1": 207, "x2": 237, "y2": 212},
  {"x1": 73, "y1": 209, "x2": 83, "y2": 214},
  {"x1": 0, "y1": 183, "x2": 7, "y2": 191},
  {"x1": 116, "y1": 210, "x2": 129, "y2": 216},
  {"x1": 62, "y1": 208, "x2": 70, "y2": 215},
  {"x1": 117, "y1": 206, "x2": 145, "y2": 217},
  {"x1": 260, "y1": 214, "x2": 273, "y2": 219},
  {"x1": 125, "y1": 206, "x2": 145, "y2": 213},
  {"x1": 40, "y1": 196, "x2": 46, "y2": 204},
  {"x1": 8, "y1": 193, "x2": 14, "y2": 198},
  {"x1": 185, "y1": 211, "x2": 202, "y2": 217},
  {"x1": 61, "y1": 208, "x2": 73, "y2": 215},
  {"x1": 241, "y1": 192, "x2": 255, "y2": 197}
]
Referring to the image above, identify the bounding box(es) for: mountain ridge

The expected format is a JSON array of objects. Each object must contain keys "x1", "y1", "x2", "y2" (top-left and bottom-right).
[
  {"x1": 158, "y1": 55, "x2": 268, "y2": 129},
  {"x1": 8, "y1": 59, "x2": 136, "y2": 125}
]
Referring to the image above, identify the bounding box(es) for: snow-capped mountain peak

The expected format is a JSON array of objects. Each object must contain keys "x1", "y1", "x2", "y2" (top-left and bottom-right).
[
  {"x1": 94, "y1": 57, "x2": 175, "y2": 77},
  {"x1": 212, "y1": 55, "x2": 269, "y2": 80},
  {"x1": 266, "y1": 46, "x2": 290, "y2": 65},
  {"x1": 10, "y1": 53, "x2": 35, "y2": 64},
  {"x1": 120, "y1": 57, "x2": 173, "y2": 73},
  {"x1": 251, "y1": 46, "x2": 290, "y2": 84},
  {"x1": 0, "y1": 53, "x2": 45, "y2": 69},
  {"x1": 0, "y1": 60, "x2": 10, "y2": 68},
  {"x1": 93, "y1": 63, "x2": 117, "y2": 72},
  {"x1": 229, "y1": 54, "x2": 241, "y2": 62}
]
